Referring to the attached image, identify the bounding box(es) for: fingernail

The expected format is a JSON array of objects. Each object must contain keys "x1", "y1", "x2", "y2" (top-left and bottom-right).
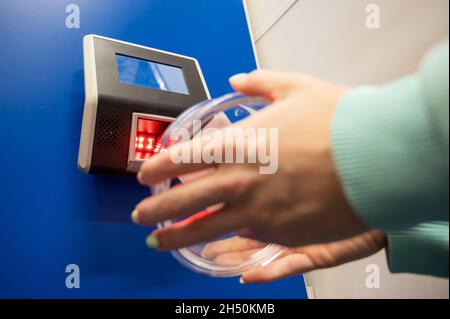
[
  {"x1": 146, "y1": 235, "x2": 159, "y2": 249},
  {"x1": 131, "y1": 209, "x2": 140, "y2": 224},
  {"x1": 229, "y1": 73, "x2": 248, "y2": 86},
  {"x1": 239, "y1": 276, "x2": 246, "y2": 284}
]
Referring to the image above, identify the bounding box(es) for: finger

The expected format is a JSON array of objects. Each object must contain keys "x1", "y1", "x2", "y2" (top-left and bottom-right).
[
  {"x1": 147, "y1": 206, "x2": 247, "y2": 251},
  {"x1": 241, "y1": 254, "x2": 315, "y2": 284},
  {"x1": 229, "y1": 70, "x2": 300, "y2": 100},
  {"x1": 201, "y1": 236, "x2": 265, "y2": 259},
  {"x1": 133, "y1": 172, "x2": 229, "y2": 226},
  {"x1": 213, "y1": 249, "x2": 261, "y2": 266},
  {"x1": 138, "y1": 142, "x2": 213, "y2": 186},
  {"x1": 139, "y1": 122, "x2": 238, "y2": 186},
  {"x1": 235, "y1": 228, "x2": 274, "y2": 243},
  {"x1": 235, "y1": 228, "x2": 258, "y2": 239}
]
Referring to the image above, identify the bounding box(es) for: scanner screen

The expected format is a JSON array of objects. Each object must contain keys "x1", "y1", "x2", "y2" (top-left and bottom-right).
[{"x1": 116, "y1": 54, "x2": 189, "y2": 95}]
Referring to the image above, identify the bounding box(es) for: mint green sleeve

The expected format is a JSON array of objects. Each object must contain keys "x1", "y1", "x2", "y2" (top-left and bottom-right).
[
  {"x1": 331, "y1": 40, "x2": 449, "y2": 277},
  {"x1": 387, "y1": 222, "x2": 449, "y2": 278},
  {"x1": 332, "y1": 40, "x2": 448, "y2": 230}
]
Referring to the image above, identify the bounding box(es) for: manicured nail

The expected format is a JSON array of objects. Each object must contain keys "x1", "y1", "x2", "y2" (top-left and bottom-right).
[
  {"x1": 239, "y1": 276, "x2": 246, "y2": 284},
  {"x1": 146, "y1": 235, "x2": 159, "y2": 249},
  {"x1": 131, "y1": 209, "x2": 140, "y2": 224},
  {"x1": 229, "y1": 73, "x2": 248, "y2": 86}
]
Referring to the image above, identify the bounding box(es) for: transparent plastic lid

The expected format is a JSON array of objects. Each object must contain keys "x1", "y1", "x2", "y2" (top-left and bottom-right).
[{"x1": 152, "y1": 93, "x2": 283, "y2": 277}]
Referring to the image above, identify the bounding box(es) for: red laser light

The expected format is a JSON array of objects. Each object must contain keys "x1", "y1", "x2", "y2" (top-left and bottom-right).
[{"x1": 132, "y1": 117, "x2": 170, "y2": 160}]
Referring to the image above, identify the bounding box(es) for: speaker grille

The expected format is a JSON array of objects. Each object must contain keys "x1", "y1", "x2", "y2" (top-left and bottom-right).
[{"x1": 95, "y1": 112, "x2": 127, "y2": 150}]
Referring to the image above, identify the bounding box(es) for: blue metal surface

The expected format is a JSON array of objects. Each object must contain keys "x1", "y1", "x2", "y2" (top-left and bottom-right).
[{"x1": 0, "y1": 0, "x2": 307, "y2": 298}]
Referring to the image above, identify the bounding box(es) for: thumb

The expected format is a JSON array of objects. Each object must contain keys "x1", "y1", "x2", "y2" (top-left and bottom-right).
[{"x1": 229, "y1": 70, "x2": 299, "y2": 100}]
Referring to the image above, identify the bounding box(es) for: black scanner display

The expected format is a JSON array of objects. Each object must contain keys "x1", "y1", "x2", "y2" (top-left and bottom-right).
[{"x1": 77, "y1": 35, "x2": 210, "y2": 174}]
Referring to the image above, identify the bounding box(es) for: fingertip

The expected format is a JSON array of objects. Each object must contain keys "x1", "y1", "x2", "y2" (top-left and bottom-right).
[
  {"x1": 131, "y1": 209, "x2": 141, "y2": 224},
  {"x1": 137, "y1": 161, "x2": 154, "y2": 186},
  {"x1": 138, "y1": 154, "x2": 169, "y2": 185},
  {"x1": 136, "y1": 171, "x2": 144, "y2": 185},
  {"x1": 240, "y1": 269, "x2": 260, "y2": 284},
  {"x1": 200, "y1": 242, "x2": 216, "y2": 259},
  {"x1": 149, "y1": 229, "x2": 170, "y2": 251},
  {"x1": 229, "y1": 73, "x2": 248, "y2": 88},
  {"x1": 145, "y1": 235, "x2": 159, "y2": 249},
  {"x1": 229, "y1": 70, "x2": 276, "y2": 99}
]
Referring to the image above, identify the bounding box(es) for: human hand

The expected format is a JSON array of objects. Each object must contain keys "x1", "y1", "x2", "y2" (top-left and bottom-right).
[
  {"x1": 202, "y1": 230, "x2": 386, "y2": 283},
  {"x1": 133, "y1": 70, "x2": 368, "y2": 250}
]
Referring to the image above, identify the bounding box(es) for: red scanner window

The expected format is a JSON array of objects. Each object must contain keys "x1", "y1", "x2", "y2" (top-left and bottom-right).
[{"x1": 133, "y1": 117, "x2": 170, "y2": 160}]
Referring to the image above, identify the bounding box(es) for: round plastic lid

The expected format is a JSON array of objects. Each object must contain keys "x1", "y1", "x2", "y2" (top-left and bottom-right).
[{"x1": 152, "y1": 93, "x2": 284, "y2": 277}]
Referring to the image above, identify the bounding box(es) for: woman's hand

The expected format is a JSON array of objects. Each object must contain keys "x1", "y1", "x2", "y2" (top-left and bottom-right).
[
  {"x1": 202, "y1": 230, "x2": 386, "y2": 283},
  {"x1": 132, "y1": 70, "x2": 369, "y2": 250}
]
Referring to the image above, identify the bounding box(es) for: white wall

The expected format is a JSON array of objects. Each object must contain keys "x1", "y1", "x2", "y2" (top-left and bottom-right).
[{"x1": 244, "y1": 0, "x2": 449, "y2": 298}]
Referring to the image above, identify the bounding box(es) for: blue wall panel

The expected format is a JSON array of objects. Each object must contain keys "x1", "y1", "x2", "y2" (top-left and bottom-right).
[{"x1": 0, "y1": 0, "x2": 307, "y2": 298}]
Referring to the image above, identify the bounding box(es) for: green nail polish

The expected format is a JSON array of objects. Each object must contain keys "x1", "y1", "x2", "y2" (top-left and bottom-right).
[
  {"x1": 130, "y1": 209, "x2": 140, "y2": 224},
  {"x1": 146, "y1": 236, "x2": 159, "y2": 249}
]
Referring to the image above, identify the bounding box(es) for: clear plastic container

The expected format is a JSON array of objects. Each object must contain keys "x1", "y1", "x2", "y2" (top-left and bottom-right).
[{"x1": 152, "y1": 93, "x2": 284, "y2": 277}]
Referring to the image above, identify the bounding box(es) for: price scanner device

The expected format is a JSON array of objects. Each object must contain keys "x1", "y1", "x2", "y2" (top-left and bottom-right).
[{"x1": 77, "y1": 35, "x2": 210, "y2": 174}]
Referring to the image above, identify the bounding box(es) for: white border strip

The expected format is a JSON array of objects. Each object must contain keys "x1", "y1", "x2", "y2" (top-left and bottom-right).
[
  {"x1": 242, "y1": 0, "x2": 312, "y2": 300},
  {"x1": 252, "y1": 0, "x2": 298, "y2": 43},
  {"x1": 242, "y1": 0, "x2": 261, "y2": 68},
  {"x1": 77, "y1": 35, "x2": 98, "y2": 173}
]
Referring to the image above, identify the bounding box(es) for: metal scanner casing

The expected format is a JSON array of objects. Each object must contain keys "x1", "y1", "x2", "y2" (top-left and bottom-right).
[{"x1": 78, "y1": 35, "x2": 210, "y2": 174}]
